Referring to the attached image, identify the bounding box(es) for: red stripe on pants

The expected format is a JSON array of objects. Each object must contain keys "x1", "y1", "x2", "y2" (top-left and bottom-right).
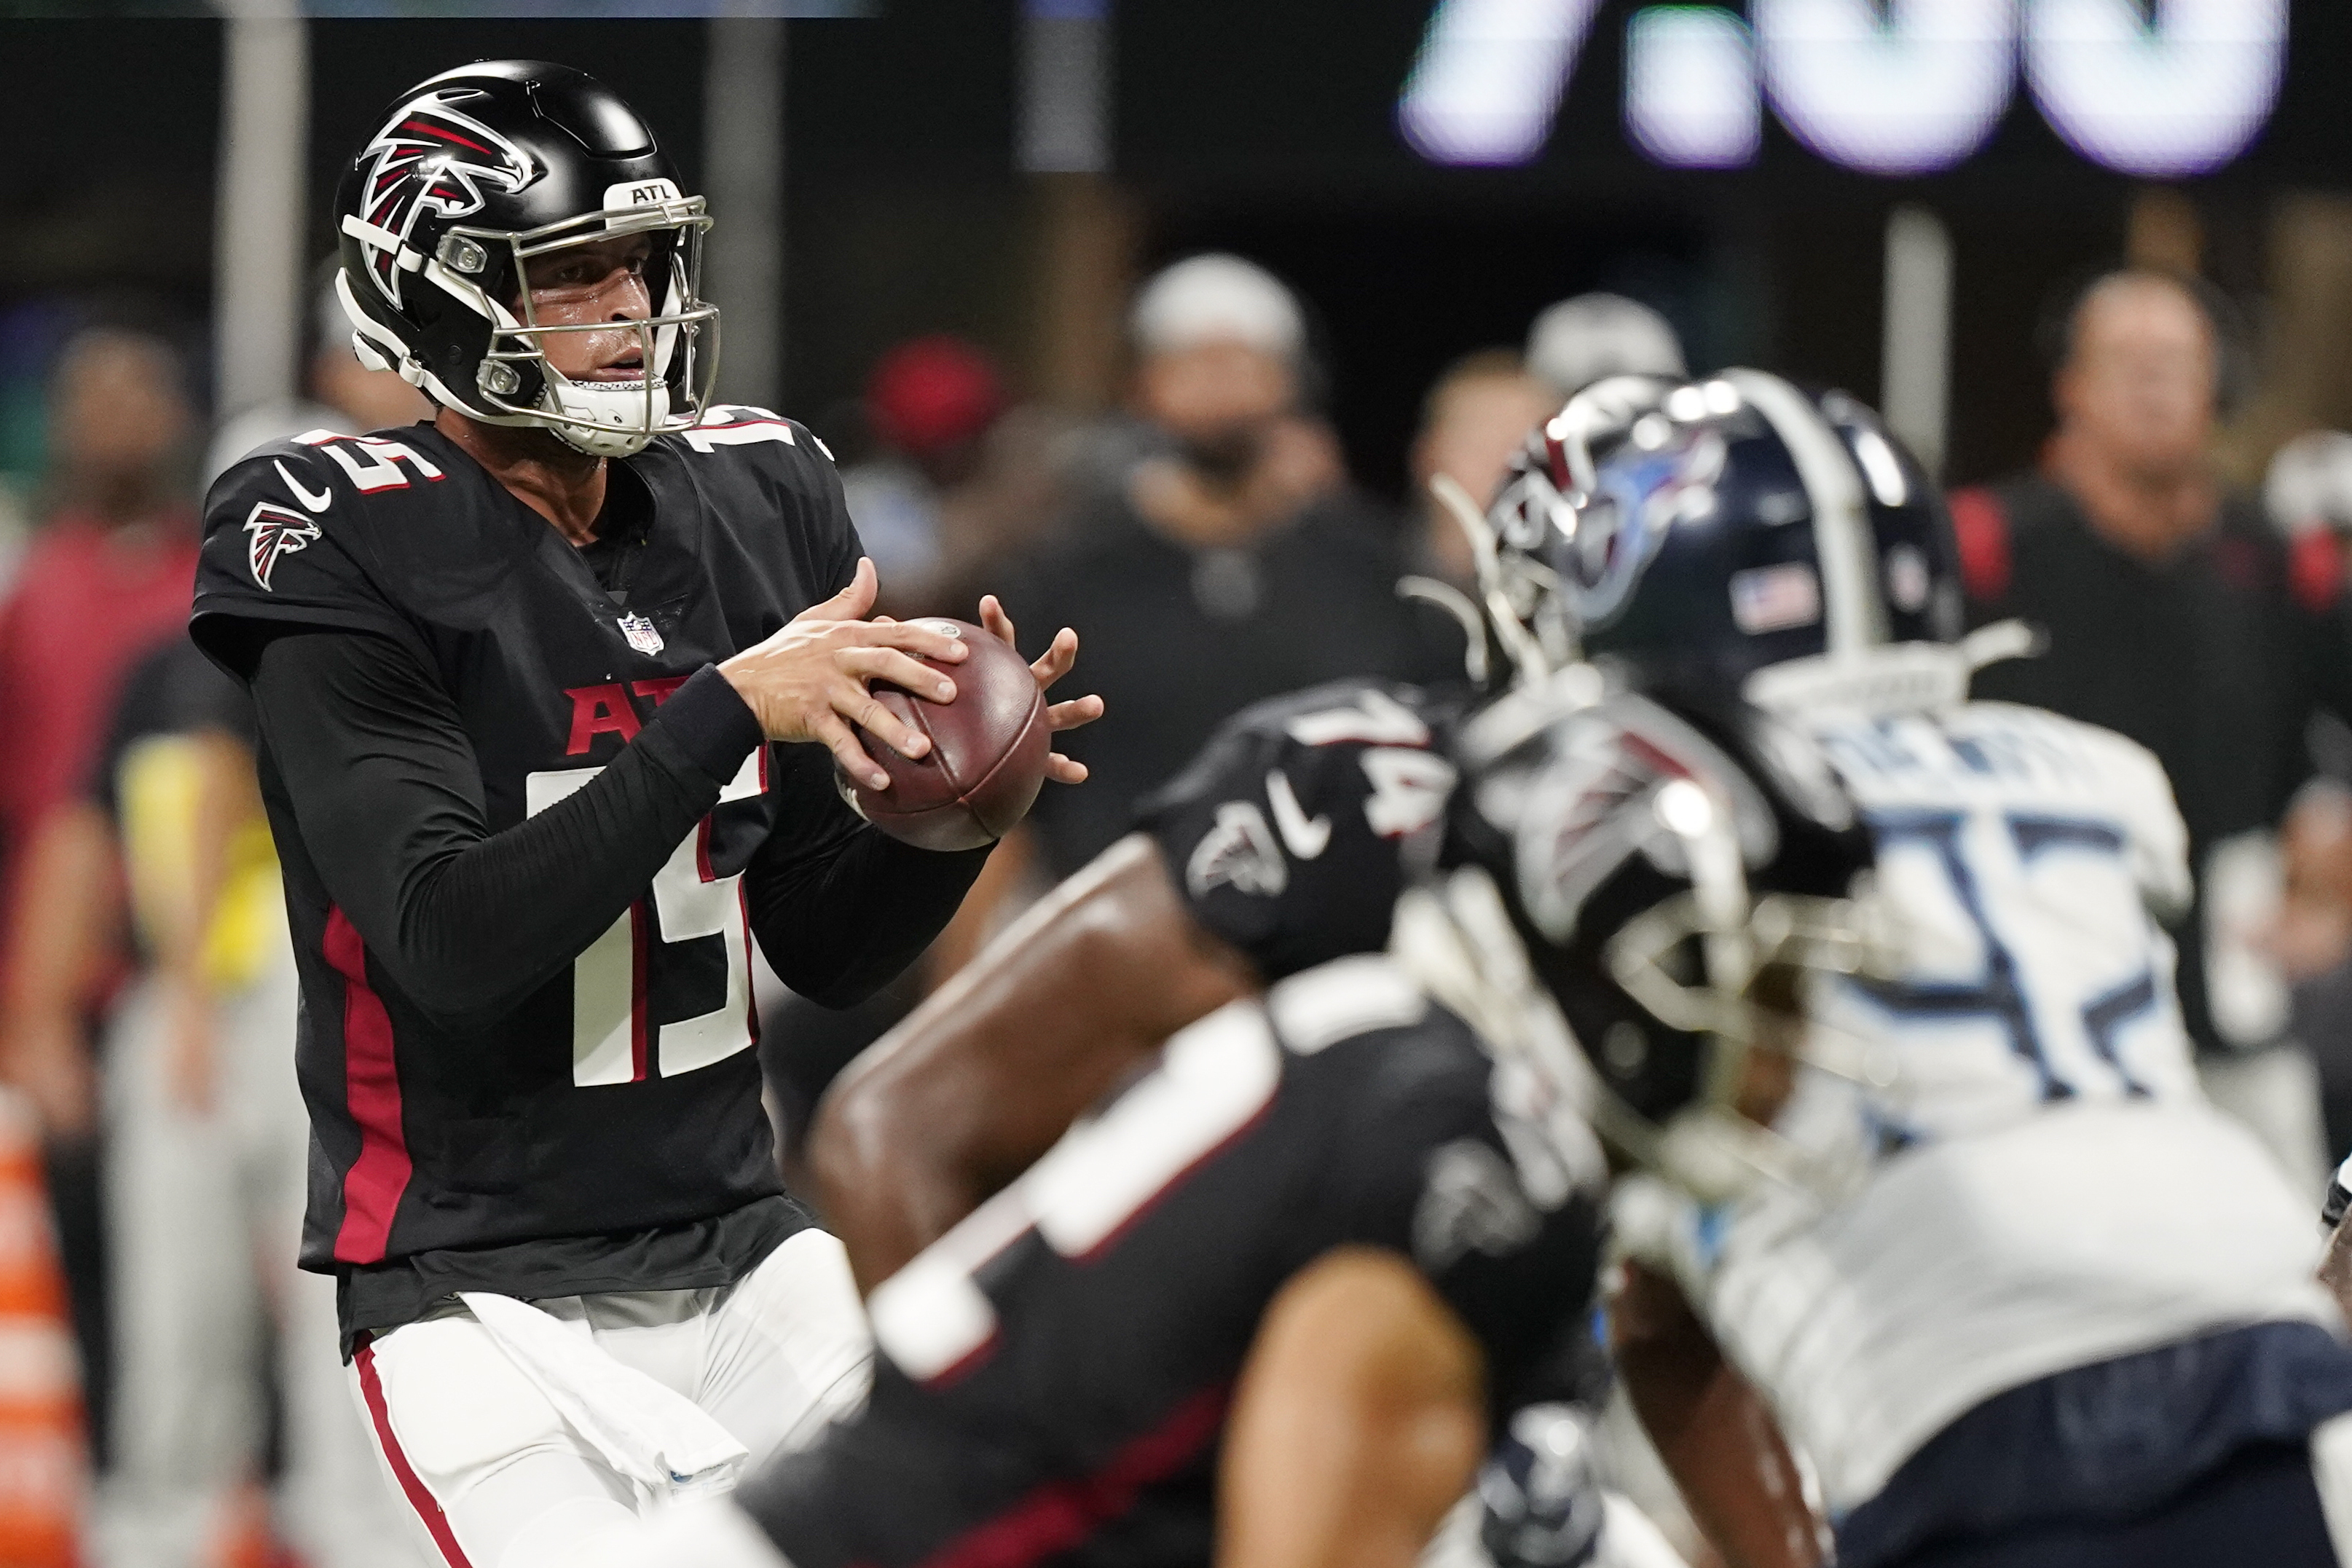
[
  {"x1": 326, "y1": 906, "x2": 412, "y2": 1262},
  {"x1": 355, "y1": 1337, "x2": 476, "y2": 1568}
]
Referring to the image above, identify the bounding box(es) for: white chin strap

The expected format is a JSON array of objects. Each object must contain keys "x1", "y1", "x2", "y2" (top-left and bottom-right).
[{"x1": 541, "y1": 369, "x2": 672, "y2": 459}]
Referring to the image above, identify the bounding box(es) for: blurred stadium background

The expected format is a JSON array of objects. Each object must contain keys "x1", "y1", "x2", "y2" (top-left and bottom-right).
[
  {"x1": 4, "y1": 1, "x2": 2345, "y2": 501},
  {"x1": 0, "y1": 2, "x2": 2348, "y2": 1564}
]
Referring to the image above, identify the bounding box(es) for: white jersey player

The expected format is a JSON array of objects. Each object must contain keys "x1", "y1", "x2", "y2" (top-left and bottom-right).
[{"x1": 1442, "y1": 371, "x2": 2352, "y2": 1568}]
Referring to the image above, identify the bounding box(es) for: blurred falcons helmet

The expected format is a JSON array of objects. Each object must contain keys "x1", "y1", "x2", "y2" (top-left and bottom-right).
[
  {"x1": 1414, "y1": 669, "x2": 1885, "y2": 1202},
  {"x1": 332, "y1": 60, "x2": 718, "y2": 458}
]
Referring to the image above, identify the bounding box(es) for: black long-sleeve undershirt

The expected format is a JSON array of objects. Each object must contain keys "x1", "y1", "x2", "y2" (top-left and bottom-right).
[{"x1": 251, "y1": 630, "x2": 988, "y2": 1030}]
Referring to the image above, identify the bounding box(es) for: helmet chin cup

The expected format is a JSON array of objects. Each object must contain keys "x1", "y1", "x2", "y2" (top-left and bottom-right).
[{"x1": 543, "y1": 371, "x2": 671, "y2": 458}]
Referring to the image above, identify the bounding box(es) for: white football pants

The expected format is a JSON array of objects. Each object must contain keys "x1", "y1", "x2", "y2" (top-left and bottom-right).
[
  {"x1": 98, "y1": 958, "x2": 423, "y2": 1568},
  {"x1": 349, "y1": 1229, "x2": 870, "y2": 1568}
]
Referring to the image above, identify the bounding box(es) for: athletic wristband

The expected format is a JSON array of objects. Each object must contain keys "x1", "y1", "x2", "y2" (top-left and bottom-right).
[{"x1": 650, "y1": 664, "x2": 766, "y2": 786}]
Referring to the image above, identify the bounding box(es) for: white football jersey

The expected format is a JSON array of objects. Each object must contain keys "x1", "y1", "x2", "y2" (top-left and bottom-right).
[{"x1": 1619, "y1": 701, "x2": 2335, "y2": 1516}]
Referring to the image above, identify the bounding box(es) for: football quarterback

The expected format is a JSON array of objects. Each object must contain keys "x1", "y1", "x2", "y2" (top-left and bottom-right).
[{"x1": 190, "y1": 60, "x2": 1098, "y2": 1567}]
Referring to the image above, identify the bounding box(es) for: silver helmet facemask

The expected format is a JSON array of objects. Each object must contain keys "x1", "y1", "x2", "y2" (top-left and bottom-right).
[{"x1": 343, "y1": 192, "x2": 720, "y2": 460}]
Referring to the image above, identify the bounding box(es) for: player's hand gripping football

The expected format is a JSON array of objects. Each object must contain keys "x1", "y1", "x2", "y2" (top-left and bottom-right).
[
  {"x1": 720, "y1": 558, "x2": 972, "y2": 788},
  {"x1": 974, "y1": 592, "x2": 1104, "y2": 786},
  {"x1": 718, "y1": 559, "x2": 1101, "y2": 792}
]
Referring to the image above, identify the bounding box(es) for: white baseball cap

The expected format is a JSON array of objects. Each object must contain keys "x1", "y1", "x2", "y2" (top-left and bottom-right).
[
  {"x1": 2266, "y1": 428, "x2": 2352, "y2": 537},
  {"x1": 1525, "y1": 293, "x2": 1686, "y2": 395},
  {"x1": 1130, "y1": 253, "x2": 1306, "y2": 360}
]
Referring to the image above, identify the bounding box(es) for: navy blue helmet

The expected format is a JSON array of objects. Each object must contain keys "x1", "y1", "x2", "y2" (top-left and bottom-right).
[{"x1": 1484, "y1": 371, "x2": 1964, "y2": 709}]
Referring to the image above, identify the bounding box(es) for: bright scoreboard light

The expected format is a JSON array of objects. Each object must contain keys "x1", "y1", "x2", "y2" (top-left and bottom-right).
[{"x1": 1399, "y1": 0, "x2": 2286, "y2": 178}]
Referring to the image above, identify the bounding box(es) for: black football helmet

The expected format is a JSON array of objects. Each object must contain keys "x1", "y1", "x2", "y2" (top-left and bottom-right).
[
  {"x1": 332, "y1": 60, "x2": 717, "y2": 457},
  {"x1": 1404, "y1": 667, "x2": 1887, "y2": 1202}
]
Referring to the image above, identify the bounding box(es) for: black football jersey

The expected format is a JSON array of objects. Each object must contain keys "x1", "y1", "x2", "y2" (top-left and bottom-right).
[
  {"x1": 189, "y1": 409, "x2": 857, "y2": 1291},
  {"x1": 731, "y1": 954, "x2": 1607, "y2": 1568},
  {"x1": 1136, "y1": 679, "x2": 1465, "y2": 981}
]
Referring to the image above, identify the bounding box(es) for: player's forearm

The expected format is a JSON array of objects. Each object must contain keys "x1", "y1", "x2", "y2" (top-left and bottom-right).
[
  {"x1": 743, "y1": 756, "x2": 994, "y2": 1009},
  {"x1": 256, "y1": 634, "x2": 763, "y2": 1022},
  {"x1": 1218, "y1": 1248, "x2": 1486, "y2": 1568},
  {"x1": 0, "y1": 804, "x2": 120, "y2": 1134},
  {"x1": 811, "y1": 835, "x2": 1256, "y2": 1292},
  {"x1": 810, "y1": 1065, "x2": 990, "y2": 1293},
  {"x1": 1612, "y1": 1263, "x2": 1824, "y2": 1568}
]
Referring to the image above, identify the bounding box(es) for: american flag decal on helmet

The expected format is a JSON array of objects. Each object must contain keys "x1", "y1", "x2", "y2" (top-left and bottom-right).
[
  {"x1": 356, "y1": 90, "x2": 537, "y2": 307},
  {"x1": 244, "y1": 501, "x2": 322, "y2": 592}
]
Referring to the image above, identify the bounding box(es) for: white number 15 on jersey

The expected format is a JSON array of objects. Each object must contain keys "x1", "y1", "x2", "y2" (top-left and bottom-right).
[{"x1": 526, "y1": 752, "x2": 764, "y2": 1087}]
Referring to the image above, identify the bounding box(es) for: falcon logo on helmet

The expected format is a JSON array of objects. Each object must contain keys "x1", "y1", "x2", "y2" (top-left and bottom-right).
[
  {"x1": 244, "y1": 501, "x2": 322, "y2": 591},
  {"x1": 1187, "y1": 802, "x2": 1289, "y2": 899},
  {"x1": 329, "y1": 61, "x2": 720, "y2": 460},
  {"x1": 1506, "y1": 699, "x2": 1776, "y2": 945},
  {"x1": 353, "y1": 91, "x2": 537, "y2": 308}
]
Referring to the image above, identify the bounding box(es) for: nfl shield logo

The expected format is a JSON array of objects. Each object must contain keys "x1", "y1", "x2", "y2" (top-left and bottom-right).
[{"x1": 618, "y1": 613, "x2": 665, "y2": 656}]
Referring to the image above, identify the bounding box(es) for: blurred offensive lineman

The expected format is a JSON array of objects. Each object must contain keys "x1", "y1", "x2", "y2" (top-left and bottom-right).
[
  {"x1": 187, "y1": 61, "x2": 1098, "y2": 1567},
  {"x1": 1472, "y1": 374, "x2": 2352, "y2": 1567},
  {"x1": 778, "y1": 651, "x2": 1687, "y2": 1555},
  {"x1": 575, "y1": 674, "x2": 1629, "y2": 1568}
]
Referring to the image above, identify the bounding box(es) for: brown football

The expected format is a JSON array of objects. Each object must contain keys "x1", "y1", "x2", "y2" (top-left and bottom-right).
[{"x1": 846, "y1": 618, "x2": 1050, "y2": 851}]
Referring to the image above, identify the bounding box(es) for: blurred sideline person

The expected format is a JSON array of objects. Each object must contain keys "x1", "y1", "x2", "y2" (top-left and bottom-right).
[
  {"x1": 190, "y1": 62, "x2": 1097, "y2": 1568},
  {"x1": 2265, "y1": 430, "x2": 2352, "y2": 1159},
  {"x1": 1482, "y1": 373, "x2": 2352, "y2": 1567},
  {"x1": 835, "y1": 336, "x2": 1005, "y2": 610},
  {"x1": 202, "y1": 275, "x2": 433, "y2": 495},
  {"x1": 0, "y1": 329, "x2": 202, "y2": 1044},
  {"x1": 1409, "y1": 350, "x2": 1558, "y2": 588},
  {"x1": 763, "y1": 267, "x2": 1398, "y2": 1154},
  {"x1": 33, "y1": 640, "x2": 416, "y2": 1568},
  {"x1": 2275, "y1": 780, "x2": 2352, "y2": 1160},
  {"x1": 999, "y1": 252, "x2": 1455, "y2": 883},
  {"x1": 1954, "y1": 269, "x2": 2352, "y2": 1196},
  {"x1": 0, "y1": 328, "x2": 203, "y2": 1454},
  {"x1": 1523, "y1": 294, "x2": 1686, "y2": 403}
]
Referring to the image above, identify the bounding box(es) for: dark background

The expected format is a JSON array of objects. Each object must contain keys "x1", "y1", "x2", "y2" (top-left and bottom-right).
[{"x1": 0, "y1": 0, "x2": 2342, "y2": 494}]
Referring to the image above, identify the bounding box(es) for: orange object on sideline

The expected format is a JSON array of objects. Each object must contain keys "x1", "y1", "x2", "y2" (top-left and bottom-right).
[
  {"x1": 205, "y1": 1480, "x2": 299, "y2": 1568},
  {"x1": 0, "y1": 1092, "x2": 87, "y2": 1568}
]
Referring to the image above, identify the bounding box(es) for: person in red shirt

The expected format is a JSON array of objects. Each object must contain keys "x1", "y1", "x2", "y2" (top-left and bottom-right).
[
  {"x1": 0, "y1": 324, "x2": 201, "y2": 1476},
  {"x1": 0, "y1": 327, "x2": 202, "y2": 1138}
]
